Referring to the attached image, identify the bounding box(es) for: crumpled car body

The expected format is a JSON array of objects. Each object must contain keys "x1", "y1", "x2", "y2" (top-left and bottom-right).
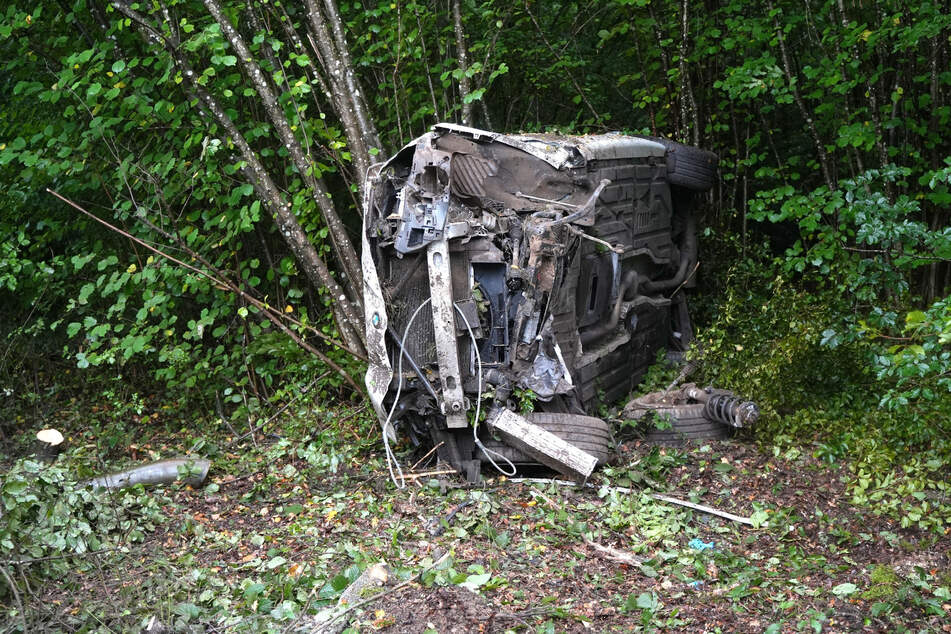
[{"x1": 362, "y1": 123, "x2": 716, "y2": 477}]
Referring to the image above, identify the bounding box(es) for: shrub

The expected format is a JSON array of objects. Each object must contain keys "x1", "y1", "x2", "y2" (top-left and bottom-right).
[{"x1": 0, "y1": 458, "x2": 164, "y2": 592}]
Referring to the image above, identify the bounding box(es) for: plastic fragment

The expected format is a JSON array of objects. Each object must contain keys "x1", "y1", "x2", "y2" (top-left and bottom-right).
[{"x1": 688, "y1": 538, "x2": 715, "y2": 551}]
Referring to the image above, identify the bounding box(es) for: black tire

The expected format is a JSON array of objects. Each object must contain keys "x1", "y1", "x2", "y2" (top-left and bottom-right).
[
  {"x1": 479, "y1": 412, "x2": 615, "y2": 466},
  {"x1": 639, "y1": 136, "x2": 718, "y2": 192},
  {"x1": 640, "y1": 403, "x2": 733, "y2": 446}
]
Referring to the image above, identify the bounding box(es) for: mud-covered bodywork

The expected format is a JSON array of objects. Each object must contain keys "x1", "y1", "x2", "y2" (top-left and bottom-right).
[{"x1": 362, "y1": 124, "x2": 715, "y2": 477}]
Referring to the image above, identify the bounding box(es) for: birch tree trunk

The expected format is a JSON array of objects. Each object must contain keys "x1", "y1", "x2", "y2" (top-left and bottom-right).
[
  {"x1": 452, "y1": 0, "x2": 473, "y2": 126},
  {"x1": 110, "y1": 0, "x2": 367, "y2": 354}
]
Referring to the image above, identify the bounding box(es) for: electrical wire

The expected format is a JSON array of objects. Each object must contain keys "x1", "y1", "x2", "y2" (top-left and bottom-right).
[{"x1": 453, "y1": 304, "x2": 517, "y2": 477}]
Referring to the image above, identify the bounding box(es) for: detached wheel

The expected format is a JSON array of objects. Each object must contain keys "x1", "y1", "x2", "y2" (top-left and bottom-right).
[
  {"x1": 633, "y1": 402, "x2": 733, "y2": 446},
  {"x1": 639, "y1": 136, "x2": 718, "y2": 192},
  {"x1": 479, "y1": 412, "x2": 615, "y2": 466}
]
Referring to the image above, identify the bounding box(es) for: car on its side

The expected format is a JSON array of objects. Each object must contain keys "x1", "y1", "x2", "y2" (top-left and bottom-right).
[{"x1": 361, "y1": 123, "x2": 717, "y2": 480}]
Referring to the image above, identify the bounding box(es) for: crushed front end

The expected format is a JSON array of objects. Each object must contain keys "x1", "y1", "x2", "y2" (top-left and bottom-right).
[{"x1": 362, "y1": 124, "x2": 713, "y2": 480}]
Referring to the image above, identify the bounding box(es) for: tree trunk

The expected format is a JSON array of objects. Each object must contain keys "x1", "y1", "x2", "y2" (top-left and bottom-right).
[
  {"x1": 112, "y1": 0, "x2": 367, "y2": 354},
  {"x1": 768, "y1": 0, "x2": 835, "y2": 190},
  {"x1": 451, "y1": 0, "x2": 473, "y2": 126}
]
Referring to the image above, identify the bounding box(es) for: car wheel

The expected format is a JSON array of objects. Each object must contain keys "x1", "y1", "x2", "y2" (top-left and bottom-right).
[
  {"x1": 479, "y1": 412, "x2": 615, "y2": 466},
  {"x1": 640, "y1": 137, "x2": 718, "y2": 192},
  {"x1": 636, "y1": 402, "x2": 733, "y2": 446}
]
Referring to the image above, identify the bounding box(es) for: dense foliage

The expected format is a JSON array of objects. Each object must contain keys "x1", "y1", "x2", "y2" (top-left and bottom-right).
[{"x1": 1, "y1": 0, "x2": 949, "y2": 438}]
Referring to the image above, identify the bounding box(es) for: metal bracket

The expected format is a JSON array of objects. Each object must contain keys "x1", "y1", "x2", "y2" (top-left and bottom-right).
[{"x1": 427, "y1": 240, "x2": 468, "y2": 428}]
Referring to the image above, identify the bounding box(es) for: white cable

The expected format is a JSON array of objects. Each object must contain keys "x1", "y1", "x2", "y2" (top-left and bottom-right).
[
  {"x1": 381, "y1": 297, "x2": 432, "y2": 489},
  {"x1": 453, "y1": 304, "x2": 517, "y2": 477}
]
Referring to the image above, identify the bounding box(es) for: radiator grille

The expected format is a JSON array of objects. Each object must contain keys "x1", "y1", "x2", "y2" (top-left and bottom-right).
[{"x1": 385, "y1": 255, "x2": 436, "y2": 367}]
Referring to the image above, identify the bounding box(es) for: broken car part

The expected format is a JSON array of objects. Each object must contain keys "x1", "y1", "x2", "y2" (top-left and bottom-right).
[
  {"x1": 682, "y1": 384, "x2": 760, "y2": 428},
  {"x1": 84, "y1": 458, "x2": 211, "y2": 490},
  {"x1": 363, "y1": 124, "x2": 717, "y2": 480}
]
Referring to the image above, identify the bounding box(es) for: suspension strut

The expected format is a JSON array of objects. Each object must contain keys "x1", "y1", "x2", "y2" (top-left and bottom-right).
[{"x1": 683, "y1": 385, "x2": 760, "y2": 428}]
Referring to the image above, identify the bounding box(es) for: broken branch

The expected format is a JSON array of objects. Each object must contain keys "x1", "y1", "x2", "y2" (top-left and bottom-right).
[{"x1": 509, "y1": 477, "x2": 756, "y2": 526}]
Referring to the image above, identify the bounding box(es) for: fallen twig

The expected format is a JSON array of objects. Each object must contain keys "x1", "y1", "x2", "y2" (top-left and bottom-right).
[
  {"x1": 526, "y1": 488, "x2": 651, "y2": 570},
  {"x1": 401, "y1": 469, "x2": 458, "y2": 480},
  {"x1": 508, "y1": 477, "x2": 755, "y2": 526},
  {"x1": 649, "y1": 493, "x2": 754, "y2": 526},
  {"x1": 583, "y1": 537, "x2": 645, "y2": 566},
  {"x1": 410, "y1": 442, "x2": 444, "y2": 471},
  {"x1": 425, "y1": 499, "x2": 472, "y2": 536}
]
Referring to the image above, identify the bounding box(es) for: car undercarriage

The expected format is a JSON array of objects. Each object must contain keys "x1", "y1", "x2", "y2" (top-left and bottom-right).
[{"x1": 361, "y1": 124, "x2": 718, "y2": 481}]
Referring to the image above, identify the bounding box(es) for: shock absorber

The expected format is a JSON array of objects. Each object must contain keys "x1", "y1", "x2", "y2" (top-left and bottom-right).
[
  {"x1": 704, "y1": 393, "x2": 759, "y2": 428},
  {"x1": 683, "y1": 385, "x2": 760, "y2": 428}
]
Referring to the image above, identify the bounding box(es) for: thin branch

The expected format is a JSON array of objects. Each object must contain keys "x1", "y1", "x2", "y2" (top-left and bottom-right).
[
  {"x1": 46, "y1": 189, "x2": 364, "y2": 392},
  {"x1": 523, "y1": 0, "x2": 603, "y2": 126},
  {"x1": 0, "y1": 565, "x2": 27, "y2": 633}
]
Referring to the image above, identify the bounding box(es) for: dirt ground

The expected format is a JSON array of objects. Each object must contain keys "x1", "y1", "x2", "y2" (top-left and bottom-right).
[{"x1": 23, "y1": 434, "x2": 951, "y2": 633}]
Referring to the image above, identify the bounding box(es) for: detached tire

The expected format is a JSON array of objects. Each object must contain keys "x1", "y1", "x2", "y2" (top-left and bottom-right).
[
  {"x1": 639, "y1": 136, "x2": 718, "y2": 192},
  {"x1": 640, "y1": 403, "x2": 733, "y2": 446},
  {"x1": 479, "y1": 412, "x2": 615, "y2": 466}
]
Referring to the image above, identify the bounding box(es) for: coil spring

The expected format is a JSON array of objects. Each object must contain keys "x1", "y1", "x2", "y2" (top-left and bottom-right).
[{"x1": 703, "y1": 394, "x2": 760, "y2": 428}]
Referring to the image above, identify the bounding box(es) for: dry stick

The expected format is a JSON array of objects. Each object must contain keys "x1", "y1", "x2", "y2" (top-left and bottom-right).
[
  {"x1": 46, "y1": 189, "x2": 364, "y2": 393},
  {"x1": 650, "y1": 493, "x2": 754, "y2": 526},
  {"x1": 320, "y1": 550, "x2": 452, "y2": 631},
  {"x1": 583, "y1": 537, "x2": 644, "y2": 566},
  {"x1": 529, "y1": 488, "x2": 648, "y2": 569},
  {"x1": 668, "y1": 260, "x2": 700, "y2": 300},
  {"x1": 0, "y1": 565, "x2": 27, "y2": 633},
  {"x1": 410, "y1": 441, "x2": 444, "y2": 471},
  {"x1": 510, "y1": 477, "x2": 755, "y2": 526},
  {"x1": 401, "y1": 469, "x2": 458, "y2": 480}
]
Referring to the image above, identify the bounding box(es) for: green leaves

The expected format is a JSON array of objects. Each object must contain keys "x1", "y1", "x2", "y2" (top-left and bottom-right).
[
  {"x1": 831, "y1": 582, "x2": 858, "y2": 597},
  {"x1": 0, "y1": 457, "x2": 163, "y2": 584}
]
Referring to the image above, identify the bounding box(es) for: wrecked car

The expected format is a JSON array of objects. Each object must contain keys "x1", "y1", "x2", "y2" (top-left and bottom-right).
[{"x1": 361, "y1": 123, "x2": 718, "y2": 481}]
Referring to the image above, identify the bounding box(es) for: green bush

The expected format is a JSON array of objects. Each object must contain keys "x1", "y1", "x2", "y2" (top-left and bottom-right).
[
  {"x1": 694, "y1": 273, "x2": 868, "y2": 418},
  {"x1": 0, "y1": 458, "x2": 163, "y2": 591}
]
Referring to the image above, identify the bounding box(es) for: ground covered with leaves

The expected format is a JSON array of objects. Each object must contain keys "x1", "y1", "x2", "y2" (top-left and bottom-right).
[{"x1": 2, "y1": 394, "x2": 950, "y2": 633}]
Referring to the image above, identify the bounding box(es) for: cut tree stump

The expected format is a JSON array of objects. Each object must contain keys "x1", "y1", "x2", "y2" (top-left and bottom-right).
[
  {"x1": 487, "y1": 408, "x2": 598, "y2": 480},
  {"x1": 35, "y1": 428, "x2": 65, "y2": 463}
]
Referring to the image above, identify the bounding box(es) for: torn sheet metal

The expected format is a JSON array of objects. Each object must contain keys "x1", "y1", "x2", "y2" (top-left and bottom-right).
[{"x1": 363, "y1": 123, "x2": 716, "y2": 479}]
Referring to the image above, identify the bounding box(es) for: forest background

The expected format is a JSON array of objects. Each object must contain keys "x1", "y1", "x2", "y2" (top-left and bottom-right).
[{"x1": 0, "y1": 0, "x2": 950, "y2": 630}]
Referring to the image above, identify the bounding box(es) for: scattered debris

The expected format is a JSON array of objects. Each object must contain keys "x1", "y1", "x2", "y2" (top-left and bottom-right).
[
  {"x1": 84, "y1": 457, "x2": 210, "y2": 490},
  {"x1": 681, "y1": 384, "x2": 759, "y2": 428},
  {"x1": 624, "y1": 383, "x2": 760, "y2": 445},
  {"x1": 426, "y1": 499, "x2": 472, "y2": 536},
  {"x1": 487, "y1": 408, "x2": 597, "y2": 480},
  {"x1": 688, "y1": 538, "x2": 716, "y2": 551},
  {"x1": 508, "y1": 477, "x2": 757, "y2": 526}
]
